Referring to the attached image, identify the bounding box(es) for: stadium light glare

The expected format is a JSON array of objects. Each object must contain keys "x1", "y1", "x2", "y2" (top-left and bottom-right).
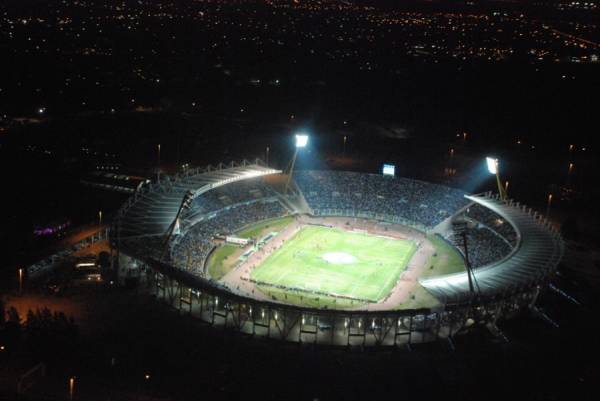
[
  {"x1": 486, "y1": 157, "x2": 499, "y2": 175},
  {"x1": 295, "y1": 133, "x2": 309, "y2": 148}
]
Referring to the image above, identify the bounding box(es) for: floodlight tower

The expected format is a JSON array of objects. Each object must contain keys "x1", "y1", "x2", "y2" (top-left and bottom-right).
[
  {"x1": 285, "y1": 133, "x2": 309, "y2": 193},
  {"x1": 486, "y1": 157, "x2": 507, "y2": 201}
]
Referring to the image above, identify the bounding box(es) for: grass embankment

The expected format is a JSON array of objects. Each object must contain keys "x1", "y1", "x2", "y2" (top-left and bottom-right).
[
  {"x1": 207, "y1": 245, "x2": 241, "y2": 280},
  {"x1": 237, "y1": 216, "x2": 294, "y2": 240},
  {"x1": 420, "y1": 235, "x2": 466, "y2": 279},
  {"x1": 397, "y1": 235, "x2": 467, "y2": 310},
  {"x1": 206, "y1": 216, "x2": 294, "y2": 280}
]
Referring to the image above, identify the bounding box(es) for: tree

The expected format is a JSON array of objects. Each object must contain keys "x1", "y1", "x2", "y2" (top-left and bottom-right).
[
  {"x1": 7, "y1": 307, "x2": 20, "y2": 325},
  {"x1": 5, "y1": 307, "x2": 22, "y2": 344},
  {"x1": 26, "y1": 309, "x2": 39, "y2": 330}
]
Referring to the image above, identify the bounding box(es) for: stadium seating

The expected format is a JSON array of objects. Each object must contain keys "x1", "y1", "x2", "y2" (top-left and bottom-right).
[
  {"x1": 294, "y1": 170, "x2": 470, "y2": 229},
  {"x1": 125, "y1": 168, "x2": 524, "y2": 278},
  {"x1": 116, "y1": 163, "x2": 278, "y2": 239},
  {"x1": 184, "y1": 178, "x2": 275, "y2": 221},
  {"x1": 463, "y1": 203, "x2": 518, "y2": 246},
  {"x1": 171, "y1": 200, "x2": 287, "y2": 273},
  {"x1": 421, "y1": 193, "x2": 563, "y2": 302},
  {"x1": 452, "y1": 226, "x2": 513, "y2": 268},
  {"x1": 445, "y1": 203, "x2": 518, "y2": 268}
]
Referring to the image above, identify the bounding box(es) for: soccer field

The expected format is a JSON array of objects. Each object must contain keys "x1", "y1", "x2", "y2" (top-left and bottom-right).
[{"x1": 250, "y1": 226, "x2": 417, "y2": 302}]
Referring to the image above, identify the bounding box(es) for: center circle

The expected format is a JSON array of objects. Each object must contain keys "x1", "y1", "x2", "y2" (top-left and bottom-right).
[{"x1": 322, "y1": 252, "x2": 357, "y2": 265}]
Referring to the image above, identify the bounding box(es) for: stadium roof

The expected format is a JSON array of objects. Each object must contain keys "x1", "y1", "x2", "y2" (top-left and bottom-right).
[
  {"x1": 81, "y1": 171, "x2": 148, "y2": 194},
  {"x1": 115, "y1": 160, "x2": 280, "y2": 239},
  {"x1": 420, "y1": 193, "x2": 564, "y2": 303}
]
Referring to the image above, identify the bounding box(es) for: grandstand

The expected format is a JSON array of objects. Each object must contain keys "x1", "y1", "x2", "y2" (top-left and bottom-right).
[
  {"x1": 295, "y1": 170, "x2": 469, "y2": 230},
  {"x1": 114, "y1": 160, "x2": 281, "y2": 240},
  {"x1": 420, "y1": 193, "x2": 564, "y2": 303},
  {"x1": 112, "y1": 163, "x2": 563, "y2": 347}
]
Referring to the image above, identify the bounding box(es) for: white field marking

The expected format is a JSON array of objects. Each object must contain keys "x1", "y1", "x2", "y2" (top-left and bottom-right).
[
  {"x1": 376, "y1": 264, "x2": 400, "y2": 301},
  {"x1": 347, "y1": 263, "x2": 378, "y2": 298},
  {"x1": 275, "y1": 253, "x2": 297, "y2": 286},
  {"x1": 371, "y1": 234, "x2": 401, "y2": 241},
  {"x1": 259, "y1": 226, "x2": 413, "y2": 300},
  {"x1": 349, "y1": 279, "x2": 363, "y2": 299},
  {"x1": 376, "y1": 242, "x2": 416, "y2": 301},
  {"x1": 322, "y1": 252, "x2": 357, "y2": 265}
]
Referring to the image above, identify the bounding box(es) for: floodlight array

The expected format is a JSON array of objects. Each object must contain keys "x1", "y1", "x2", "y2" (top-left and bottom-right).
[{"x1": 295, "y1": 134, "x2": 309, "y2": 148}]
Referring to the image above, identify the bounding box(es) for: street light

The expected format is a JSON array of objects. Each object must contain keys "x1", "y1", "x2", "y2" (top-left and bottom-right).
[
  {"x1": 567, "y1": 162, "x2": 574, "y2": 187},
  {"x1": 546, "y1": 193, "x2": 553, "y2": 218},
  {"x1": 98, "y1": 210, "x2": 102, "y2": 226},
  {"x1": 18, "y1": 268, "x2": 23, "y2": 294},
  {"x1": 69, "y1": 377, "x2": 75, "y2": 401}
]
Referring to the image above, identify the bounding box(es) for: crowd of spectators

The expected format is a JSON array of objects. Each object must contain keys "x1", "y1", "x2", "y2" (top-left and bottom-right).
[
  {"x1": 449, "y1": 204, "x2": 518, "y2": 268},
  {"x1": 454, "y1": 225, "x2": 514, "y2": 268},
  {"x1": 294, "y1": 170, "x2": 469, "y2": 229},
  {"x1": 171, "y1": 200, "x2": 287, "y2": 275},
  {"x1": 185, "y1": 178, "x2": 274, "y2": 221},
  {"x1": 464, "y1": 203, "x2": 518, "y2": 246},
  {"x1": 125, "y1": 170, "x2": 518, "y2": 275}
]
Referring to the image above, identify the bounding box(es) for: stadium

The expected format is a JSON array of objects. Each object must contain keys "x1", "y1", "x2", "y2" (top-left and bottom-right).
[{"x1": 111, "y1": 157, "x2": 564, "y2": 347}]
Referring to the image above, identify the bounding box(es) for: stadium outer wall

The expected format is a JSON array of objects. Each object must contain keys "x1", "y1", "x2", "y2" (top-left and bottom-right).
[
  {"x1": 113, "y1": 203, "x2": 558, "y2": 347},
  {"x1": 115, "y1": 250, "x2": 544, "y2": 347}
]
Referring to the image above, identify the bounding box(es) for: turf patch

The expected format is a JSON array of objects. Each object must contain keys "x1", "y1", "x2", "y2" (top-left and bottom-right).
[{"x1": 251, "y1": 226, "x2": 416, "y2": 302}]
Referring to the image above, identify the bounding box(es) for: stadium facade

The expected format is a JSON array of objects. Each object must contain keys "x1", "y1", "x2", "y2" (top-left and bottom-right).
[{"x1": 111, "y1": 160, "x2": 564, "y2": 347}]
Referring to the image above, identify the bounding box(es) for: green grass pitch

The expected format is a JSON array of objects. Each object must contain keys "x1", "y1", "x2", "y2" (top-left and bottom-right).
[{"x1": 250, "y1": 226, "x2": 417, "y2": 302}]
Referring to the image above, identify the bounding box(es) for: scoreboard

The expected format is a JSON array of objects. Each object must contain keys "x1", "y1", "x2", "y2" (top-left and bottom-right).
[{"x1": 382, "y1": 164, "x2": 395, "y2": 177}]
